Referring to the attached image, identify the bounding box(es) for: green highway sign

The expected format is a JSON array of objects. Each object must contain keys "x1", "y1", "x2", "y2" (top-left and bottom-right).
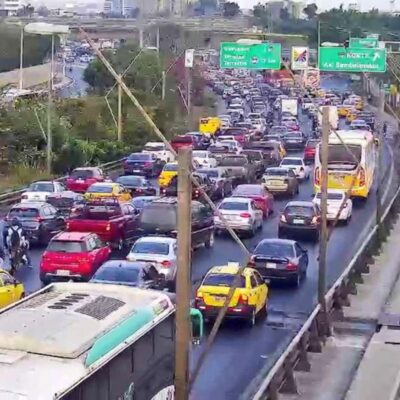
[
  {"x1": 220, "y1": 42, "x2": 281, "y2": 70},
  {"x1": 349, "y1": 37, "x2": 379, "y2": 49},
  {"x1": 318, "y1": 47, "x2": 387, "y2": 73}
]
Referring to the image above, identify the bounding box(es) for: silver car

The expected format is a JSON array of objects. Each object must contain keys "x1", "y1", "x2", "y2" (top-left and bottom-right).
[
  {"x1": 214, "y1": 197, "x2": 263, "y2": 237},
  {"x1": 127, "y1": 236, "x2": 177, "y2": 289}
]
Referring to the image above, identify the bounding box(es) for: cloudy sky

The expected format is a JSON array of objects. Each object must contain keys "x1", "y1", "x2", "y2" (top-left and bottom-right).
[{"x1": 238, "y1": 0, "x2": 393, "y2": 11}]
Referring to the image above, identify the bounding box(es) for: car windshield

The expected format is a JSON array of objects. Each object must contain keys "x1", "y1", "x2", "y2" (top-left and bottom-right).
[
  {"x1": 203, "y1": 273, "x2": 246, "y2": 288},
  {"x1": 71, "y1": 170, "x2": 94, "y2": 179},
  {"x1": 285, "y1": 205, "x2": 314, "y2": 216},
  {"x1": 219, "y1": 201, "x2": 248, "y2": 211},
  {"x1": 255, "y1": 242, "x2": 295, "y2": 258},
  {"x1": 326, "y1": 144, "x2": 362, "y2": 164},
  {"x1": 116, "y1": 176, "x2": 143, "y2": 186},
  {"x1": 209, "y1": 145, "x2": 229, "y2": 153},
  {"x1": 225, "y1": 128, "x2": 246, "y2": 136},
  {"x1": 242, "y1": 151, "x2": 262, "y2": 160},
  {"x1": 219, "y1": 157, "x2": 246, "y2": 166},
  {"x1": 47, "y1": 240, "x2": 86, "y2": 252},
  {"x1": 285, "y1": 134, "x2": 302, "y2": 139},
  {"x1": 316, "y1": 192, "x2": 344, "y2": 200},
  {"x1": 132, "y1": 197, "x2": 156, "y2": 209},
  {"x1": 128, "y1": 153, "x2": 150, "y2": 161},
  {"x1": 172, "y1": 136, "x2": 192, "y2": 143},
  {"x1": 193, "y1": 151, "x2": 208, "y2": 158},
  {"x1": 281, "y1": 159, "x2": 302, "y2": 166},
  {"x1": 131, "y1": 241, "x2": 170, "y2": 255},
  {"x1": 201, "y1": 169, "x2": 219, "y2": 178},
  {"x1": 93, "y1": 265, "x2": 140, "y2": 284},
  {"x1": 306, "y1": 141, "x2": 319, "y2": 148},
  {"x1": 28, "y1": 182, "x2": 54, "y2": 192},
  {"x1": 144, "y1": 144, "x2": 164, "y2": 151},
  {"x1": 233, "y1": 186, "x2": 262, "y2": 196},
  {"x1": 139, "y1": 204, "x2": 176, "y2": 230},
  {"x1": 9, "y1": 208, "x2": 39, "y2": 218},
  {"x1": 77, "y1": 204, "x2": 121, "y2": 220},
  {"x1": 163, "y1": 164, "x2": 177, "y2": 171},
  {"x1": 265, "y1": 169, "x2": 288, "y2": 176},
  {"x1": 87, "y1": 185, "x2": 113, "y2": 193},
  {"x1": 270, "y1": 127, "x2": 286, "y2": 134}
]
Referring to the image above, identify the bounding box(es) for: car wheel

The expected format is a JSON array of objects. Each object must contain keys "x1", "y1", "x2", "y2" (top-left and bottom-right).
[
  {"x1": 291, "y1": 273, "x2": 301, "y2": 288},
  {"x1": 250, "y1": 224, "x2": 256, "y2": 237},
  {"x1": 40, "y1": 273, "x2": 50, "y2": 286},
  {"x1": 205, "y1": 231, "x2": 215, "y2": 248},
  {"x1": 258, "y1": 302, "x2": 268, "y2": 319},
  {"x1": 247, "y1": 308, "x2": 256, "y2": 327},
  {"x1": 278, "y1": 228, "x2": 284, "y2": 238}
]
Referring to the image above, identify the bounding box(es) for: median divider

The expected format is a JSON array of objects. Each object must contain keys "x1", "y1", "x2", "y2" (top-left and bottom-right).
[
  {"x1": 243, "y1": 180, "x2": 400, "y2": 400},
  {"x1": 0, "y1": 158, "x2": 126, "y2": 210}
]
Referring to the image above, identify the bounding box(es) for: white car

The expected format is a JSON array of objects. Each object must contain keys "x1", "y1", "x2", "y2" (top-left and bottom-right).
[
  {"x1": 193, "y1": 150, "x2": 217, "y2": 168},
  {"x1": 251, "y1": 118, "x2": 266, "y2": 131},
  {"x1": 127, "y1": 236, "x2": 177, "y2": 288},
  {"x1": 214, "y1": 197, "x2": 263, "y2": 237},
  {"x1": 21, "y1": 181, "x2": 66, "y2": 203},
  {"x1": 219, "y1": 140, "x2": 242, "y2": 154},
  {"x1": 217, "y1": 135, "x2": 236, "y2": 142},
  {"x1": 280, "y1": 157, "x2": 311, "y2": 180},
  {"x1": 142, "y1": 142, "x2": 174, "y2": 163},
  {"x1": 312, "y1": 190, "x2": 353, "y2": 224}
]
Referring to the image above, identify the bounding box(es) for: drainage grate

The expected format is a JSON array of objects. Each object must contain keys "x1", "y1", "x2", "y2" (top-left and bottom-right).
[{"x1": 75, "y1": 296, "x2": 125, "y2": 320}]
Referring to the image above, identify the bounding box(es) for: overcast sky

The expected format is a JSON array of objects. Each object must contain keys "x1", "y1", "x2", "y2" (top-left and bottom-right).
[{"x1": 239, "y1": 0, "x2": 393, "y2": 11}]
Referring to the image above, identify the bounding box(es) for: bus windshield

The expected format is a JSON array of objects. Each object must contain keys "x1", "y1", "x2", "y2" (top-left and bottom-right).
[{"x1": 324, "y1": 144, "x2": 362, "y2": 166}]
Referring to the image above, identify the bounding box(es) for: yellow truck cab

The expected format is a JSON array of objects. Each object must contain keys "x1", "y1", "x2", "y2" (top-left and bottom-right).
[{"x1": 199, "y1": 117, "x2": 221, "y2": 135}]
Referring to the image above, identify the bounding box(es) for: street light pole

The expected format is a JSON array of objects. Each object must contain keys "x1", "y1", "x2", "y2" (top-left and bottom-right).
[
  {"x1": 19, "y1": 26, "x2": 24, "y2": 90},
  {"x1": 47, "y1": 33, "x2": 54, "y2": 174},
  {"x1": 117, "y1": 75, "x2": 123, "y2": 141}
]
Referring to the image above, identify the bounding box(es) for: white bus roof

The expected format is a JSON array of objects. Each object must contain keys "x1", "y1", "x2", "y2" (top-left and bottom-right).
[
  {"x1": 0, "y1": 283, "x2": 174, "y2": 399},
  {"x1": 328, "y1": 130, "x2": 374, "y2": 145}
]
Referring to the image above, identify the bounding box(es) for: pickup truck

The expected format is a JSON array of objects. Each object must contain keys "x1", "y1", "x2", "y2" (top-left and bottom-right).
[
  {"x1": 66, "y1": 200, "x2": 139, "y2": 250},
  {"x1": 218, "y1": 155, "x2": 256, "y2": 185}
]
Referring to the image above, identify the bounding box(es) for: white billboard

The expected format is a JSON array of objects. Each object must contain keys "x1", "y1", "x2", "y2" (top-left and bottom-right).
[{"x1": 291, "y1": 46, "x2": 309, "y2": 70}]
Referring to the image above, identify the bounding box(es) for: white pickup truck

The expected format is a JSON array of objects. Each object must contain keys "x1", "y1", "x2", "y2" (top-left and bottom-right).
[{"x1": 142, "y1": 142, "x2": 174, "y2": 163}]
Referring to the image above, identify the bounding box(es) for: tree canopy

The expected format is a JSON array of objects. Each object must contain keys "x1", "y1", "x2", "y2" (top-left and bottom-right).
[{"x1": 223, "y1": 2, "x2": 240, "y2": 17}]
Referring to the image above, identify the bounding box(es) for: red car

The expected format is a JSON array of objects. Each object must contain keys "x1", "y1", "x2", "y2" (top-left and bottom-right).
[
  {"x1": 303, "y1": 139, "x2": 319, "y2": 164},
  {"x1": 65, "y1": 167, "x2": 105, "y2": 193},
  {"x1": 232, "y1": 184, "x2": 274, "y2": 219},
  {"x1": 170, "y1": 135, "x2": 196, "y2": 152},
  {"x1": 40, "y1": 231, "x2": 111, "y2": 284},
  {"x1": 222, "y1": 127, "x2": 249, "y2": 145}
]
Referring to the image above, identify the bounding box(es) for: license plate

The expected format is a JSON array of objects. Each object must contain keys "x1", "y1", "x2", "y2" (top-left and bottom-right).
[
  {"x1": 56, "y1": 270, "x2": 70, "y2": 276},
  {"x1": 266, "y1": 262, "x2": 277, "y2": 269},
  {"x1": 133, "y1": 169, "x2": 141, "y2": 172},
  {"x1": 76, "y1": 179, "x2": 84, "y2": 182},
  {"x1": 269, "y1": 181, "x2": 281, "y2": 186},
  {"x1": 293, "y1": 219, "x2": 305, "y2": 224},
  {"x1": 213, "y1": 295, "x2": 226, "y2": 302}
]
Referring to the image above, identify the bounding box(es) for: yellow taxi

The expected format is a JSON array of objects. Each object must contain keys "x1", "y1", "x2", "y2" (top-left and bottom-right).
[
  {"x1": 199, "y1": 117, "x2": 221, "y2": 135},
  {"x1": 0, "y1": 269, "x2": 24, "y2": 309},
  {"x1": 278, "y1": 142, "x2": 287, "y2": 158},
  {"x1": 349, "y1": 95, "x2": 364, "y2": 111},
  {"x1": 158, "y1": 162, "x2": 178, "y2": 187},
  {"x1": 346, "y1": 108, "x2": 359, "y2": 123},
  {"x1": 338, "y1": 101, "x2": 355, "y2": 117},
  {"x1": 195, "y1": 263, "x2": 268, "y2": 327},
  {"x1": 84, "y1": 182, "x2": 132, "y2": 202}
]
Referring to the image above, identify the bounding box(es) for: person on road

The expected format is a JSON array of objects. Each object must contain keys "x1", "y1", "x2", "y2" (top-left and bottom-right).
[
  {"x1": 5, "y1": 218, "x2": 32, "y2": 270},
  {"x1": 383, "y1": 122, "x2": 388, "y2": 136}
]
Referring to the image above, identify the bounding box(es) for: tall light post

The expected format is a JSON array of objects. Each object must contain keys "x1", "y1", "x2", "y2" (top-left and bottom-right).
[{"x1": 24, "y1": 23, "x2": 69, "y2": 174}]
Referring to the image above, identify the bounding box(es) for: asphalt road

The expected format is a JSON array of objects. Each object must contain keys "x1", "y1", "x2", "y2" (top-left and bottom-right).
[
  {"x1": 59, "y1": 63, "x2": 89, "y2": 98},
  {"x1": 1, "y1": 76, "x2": 394, "y2": 400}
]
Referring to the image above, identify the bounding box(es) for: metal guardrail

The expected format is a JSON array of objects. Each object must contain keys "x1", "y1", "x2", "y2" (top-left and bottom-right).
[
  {"x1": 245, "y1": 170, "x2": 400, "y2": 399},
  {"x1": 0, "y1": 158, "x2": 125, "y2": 209}
]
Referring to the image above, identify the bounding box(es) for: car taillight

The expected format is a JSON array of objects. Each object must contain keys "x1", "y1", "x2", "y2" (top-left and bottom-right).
[
  {"x1": 21, "y1": 194, "x2": 28, "y2": 200},
  {"x1": 161, "y1": 260, "x2": 172, "y2": 268},
  {"x1": 238, "y1": 294, "x2": 248, "y2": 305},
  {"x1": 194, "y1": 189, "x2": 200, "y2": 197},
  {"x1": 280, "y1": 214, "x2": 287, "y2": 223},
  {"x1": 35, "y1": 217, "x2": 43, "y2": 222},
  {"x1": 286, "y1": 262, "x2": 298, "y2": 271},
  {"x1": 359, "y1": 168, "x2": 366, "y2": 186},
  {"x1": 240, "y1": 212, "x2": 251, "y2": 218},
  {"x1": 106, "y1": 223, "x2": 111, "y2": 231},
  {"x1": 144, "y1": 162, "x2": 152, "y2": 167},
  {"x1": 311, "y1": 216, "x2": 320, "y2": 225},
  {"x1": 314, "y1": 167, "x2": 320, "y2": 185}
]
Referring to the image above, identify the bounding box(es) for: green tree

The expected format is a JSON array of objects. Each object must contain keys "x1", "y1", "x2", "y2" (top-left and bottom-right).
[
  {"x1": 280, "y1": 7, "x2": 290, "y2": 20},
  {"x1": 303, "y1": 3, "x2": 318, "y2": 19},
  {"x1": 223, "y1": 1, "x2": 240, "y2": 17}
]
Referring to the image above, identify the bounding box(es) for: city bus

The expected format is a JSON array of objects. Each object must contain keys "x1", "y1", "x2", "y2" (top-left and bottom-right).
[
  {"x1": 314, "y1": 130, "x2": 377, "y2": 199},
  {"x1": 0, "y1": 282, "x2": 202, "y2": 400}
]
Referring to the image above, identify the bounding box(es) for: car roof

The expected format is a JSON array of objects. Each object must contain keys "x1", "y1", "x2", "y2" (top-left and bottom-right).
[
  {"x1": 221, "y1": 196, "x2": 251, "y2": 203},
  {"x1": 53, "y1": 232, "x2": 93, "y2": 241},
  {"x1": 282, "y1": 157, "x2": 303, "y2": 161},
  {"x1": 207, "y1": 263, "x2": 255, "y2": 277},
  {"x1": 99, "y1": 260, "x2": 150, "y2": 269},
  {"x1": 89, "y1": 182, "x2": 115, "y2": 187},
  {"x1": 256, "y1": 238, "x2": 296, "y2": 246},
  {"x1": 30, "y1": 180, "x2": 55, "y2": 184},
  {"x1": 73, "y1": 167, "x2": 100, "y2": 171},
  {"x1": 134, "y1": 236, "x2": 176, "y2": 244},
  {"x1": 12, "y1": 202, "x2": 46, "y2": 209}
]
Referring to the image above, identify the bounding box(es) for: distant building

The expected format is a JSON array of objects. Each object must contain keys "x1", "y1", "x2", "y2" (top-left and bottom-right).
[
  {"x1": 348, "y1": 2, "x2": 360, "y2": 11},
  {"x1": 264, "y1": 0, "x2": 304, "y2": 20},
  {"x1": 102, "y1": 0, "x2": 137, "y2": 16},
  {"x1": 0, "y1": 0, "x2": 24, "y2": 15}
]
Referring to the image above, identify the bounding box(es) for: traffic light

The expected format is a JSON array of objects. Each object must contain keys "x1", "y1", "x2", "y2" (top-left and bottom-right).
[{"x1": 344, "y1": 39, "x2": 350, "y2": 48}]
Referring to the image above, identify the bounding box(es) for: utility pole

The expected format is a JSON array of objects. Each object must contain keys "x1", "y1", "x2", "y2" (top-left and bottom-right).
[
  {"x1": 174, "y1": 147, "x2": 192, "y2": 400},
  {"x1": 162, "y1": 70, "x2": 166, "y2": 101},
  {"x1": 376, "y1": 88, "x2": 385, "y2": 232},
  {"x1": 156, "y1": 26, "x2": 160, "y2": 54},
  {"x1": 118, "y1": 75, "x2": 123, "y2": 141},
  {"x1": 187, "y1": 68, "x2": 191, "y2": 116},
  {"x1": 46, "y1": 34, "x2": 55, "y2": 175},
  {"x1": 318, "y1": 107, "x2": 330, "y2": 336},
  {"x1": 19, "y1": 26, "x2": 24, "y2": 90}
]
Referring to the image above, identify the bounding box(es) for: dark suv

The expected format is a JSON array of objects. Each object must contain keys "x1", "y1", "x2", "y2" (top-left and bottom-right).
[{"x1": 137, "y1": 197, "x2": 215, "y2": 248}]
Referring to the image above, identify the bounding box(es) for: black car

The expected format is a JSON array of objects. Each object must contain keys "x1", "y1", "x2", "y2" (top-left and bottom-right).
[
  {"x1": 123, "y1": 153, "x2": 165, "y2": 177},
  {"x1": 278, "y1": 201, "x2": 320, "y2": 241},
  {"x1": 282, "y1": 132, "x2": 306, "y2": 151},
  {"x1": 46, "y1": 191, "x2": 85, "y2": 218},
  {"x1": 137, "y1": 197, "x2": 215, "y2": 249},
  {"x1": 250, "y1": 238, "x2": 308, "y2": 287},
  {"x1": 90, "y1": 260, "x2": 166, "y2": 289},
  {"x1": 198, "y1": 167, "x2": 233, "y2": 199},
  {"x1": 4, "y1": 202, "x2": 66, "y2": 245},
  {"x1": 116, "y1": 175, "x2": 157, "y2": 197},
  {"x1": 131, "y1": 196, "x2": 159, "y2": 213}
]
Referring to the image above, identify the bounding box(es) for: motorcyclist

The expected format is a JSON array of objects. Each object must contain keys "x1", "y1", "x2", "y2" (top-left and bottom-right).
[{"x1": 5, "y1": 217, "x2": 32, "y2": 270}]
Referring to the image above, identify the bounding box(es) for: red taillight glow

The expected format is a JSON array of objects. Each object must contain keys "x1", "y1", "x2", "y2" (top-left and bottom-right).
[
  {"x1": 286, "y1": 262, "x2": 298, "y2": 271},
  {"x1": 314, "y1": 167, "x2": 320, "y2": 185},
  {"x1": 238, "y1": 294, "x2": 248, "y2": 305},
  {"x1": 359, "y1": 168, "x2": 366, "y2": 186},
  {"x1": 280, "y1": 214, "x2": 287, "y2": 223},
  {"x1": 35, "y1": 217, "x2": 43, "y2": 222},
  {"x1": 161, "y1": 260, "x2": 172, "y2": 268},
  {"x1": 240, "y1": 212, "x2": 251, "y2": 218},
  {"x1": 144, "y1": 162, "x2": 152, "y2": 167}
]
